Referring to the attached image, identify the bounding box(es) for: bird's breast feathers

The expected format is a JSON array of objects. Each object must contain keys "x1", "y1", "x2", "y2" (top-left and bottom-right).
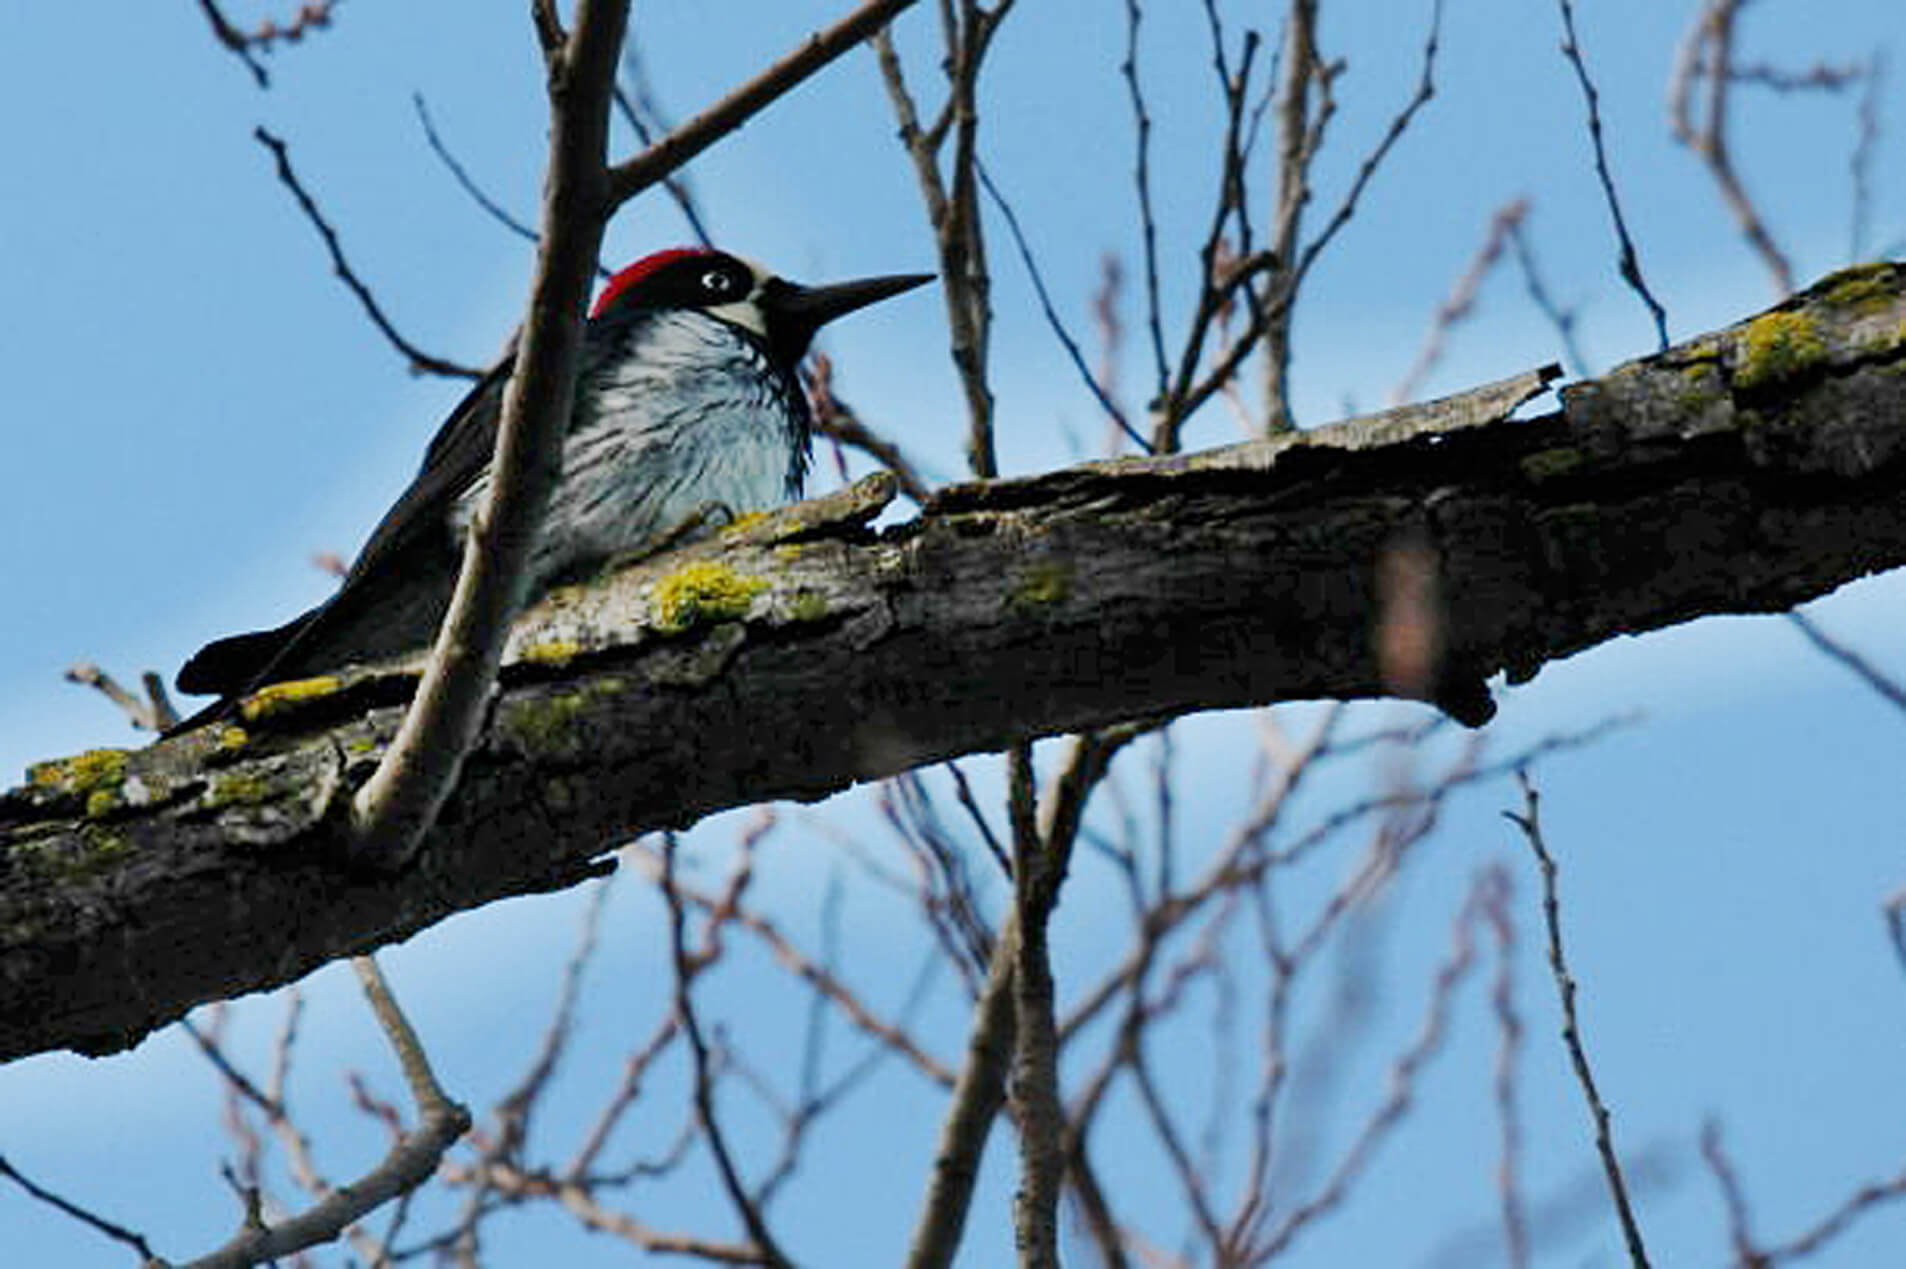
[{"x1": 449, "y1": 310, "x2": 804, "y2": 584}]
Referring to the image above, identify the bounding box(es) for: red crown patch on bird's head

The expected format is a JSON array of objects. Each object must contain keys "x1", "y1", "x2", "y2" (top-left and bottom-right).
[{"x1": 591, "y1": 247, "x2": 716, "y2": 318}]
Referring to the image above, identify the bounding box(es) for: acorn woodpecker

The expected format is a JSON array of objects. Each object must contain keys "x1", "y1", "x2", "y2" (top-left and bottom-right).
[{"x1": 170, "y1": 248, "x2": 930, "y2": 732}]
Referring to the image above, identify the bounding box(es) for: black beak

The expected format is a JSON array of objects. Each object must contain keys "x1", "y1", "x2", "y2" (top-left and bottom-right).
[{"x1": 761, "y1": 271, "x2": 934, "y2": 366}]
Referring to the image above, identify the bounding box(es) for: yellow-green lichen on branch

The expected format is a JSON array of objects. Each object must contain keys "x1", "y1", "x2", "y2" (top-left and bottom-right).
[
  {"x1": 207, "y1": 770, "x2": 275, "y2": 808},
  {"x1": 12, "y1": 825, "x2": 131, "y2": 884},
  {"x1": 1815, "y1": 262, "x2": 1898, "y2": 314},
  {"x1": 651, "y1": 562, "x2": 769, "y2": 634},
  {"x1": 720, "y1": 510, "x2": 772, "y2": 535},
  {"x1": 1676, "y1": 362, "x2": 1728, "y2": 414},
  {"x1": 787, "y1": 589, "x2": 832, "y2": 624},
  {"x1": 1519, "y1": 446, "x2": 1588, "y2": 483},
  {"x1": 1735, "y1": 311, "x2": 1827, "y2": 390},
  {"x1": 27, "y1": 748, "x2": 129, "y2": 797},
  {"x1": 240, "y1": 675, "x2": 343, "y2": 723},
  {"x1": 507, "y1": 688, "x2": 590, "y2": 753},
  {"x1": 1009, "y1": 560, "x2": 1071, "y2": 609},
  {"x1": 520, "y1": 639, "x2": 585, "y2": 668}
]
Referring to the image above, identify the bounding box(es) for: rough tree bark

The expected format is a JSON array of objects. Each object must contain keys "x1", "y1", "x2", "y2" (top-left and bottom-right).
[{"x1": 3, "y1": 262, "x2": 1902, "y2": 1064}]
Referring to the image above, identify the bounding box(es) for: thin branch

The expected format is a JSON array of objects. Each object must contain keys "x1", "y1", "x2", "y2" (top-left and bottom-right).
[
  {"x1": 660, "y1": 835, "x2": 792, "y2": 1267},
  {"x1": 1764, "y1": 1157, "x2": 1906, "y2": 1262},
  {"x1": 907, "y1": 913, "x2": 1019, "y2": 1269},
  {"x1": 1262, "y1": 0, "x2": 1322, "y2": 434},
  {"x1": 63, "y1": 662, "x2": 176, "y2": 732},
  {"x1": 1557, "y1": 0, "x2": 1670, "y2": 349},
  {"x1": 1506, "y1": 773, "x2": 1652, "y2": 1267},
  {"x1": 873, "y1": 1, "x2": 1015, "y2": 479},
  {"x1": 1389, "y1": 198, "x2": 1528, "y2": 406},
  {"x1": 975, "y1": 160, "x2": 1150, "y2": 453},
  {"x1": 663, "y1": 869, "x2": 957, "y2": 1086},
  {"x1": 1667, "y1": 0, "x2": 1795, "y2": 296},
  {"x1": 1887, "y1": 890, "x2": 1906, "y2": 986},
  {"x1": 196, "y1": 1, "x2": 337, "y2": 86},
  {"x1": 806, "y1": 352, "x2": 936, "y2": 504},
  {"x1": 1849, "y1": 53, "x2": 1883, "y2": 262},
  {"x1": 1480, "y1": 866, "x2": 1530, "y2": 1269},
  {"x1": 605, "y1": 0, "x2": 919, "y2": 208},
  {"x1": 413, "y1": 93, "x2": 544, "y2": 249},
  {"x1": 1701, "y1": 1119, "x2": 1759, "y2": 1265},
  {"x1": 1174, "y1": 0, "x2": 1448, "y2": 431},
  {"x1": 0, "y1": 1153, "x2": 156, "y2": 1262},
  {"x1": 181, "y1": 957, "x2": 470, "y2": 1268},
  {"x1": 1119, "y1": 0, "x2": 1170, "y2": 394},
  {"x1": 1507, "y1": 214, "x2": 1593, "y2": 378},
  {"x1": 252, "y1": 127, "x2": 485, "y2": 380},
  {"x1": 613, "y1": 40, "x2": 717, "y2": 246},
  {"x1": 1788, "y1": 610, "x2": 1906, "y2": 713},
  {"x1": 491, "y1": 875, "x2": 615, "y2": 1159},
  {"x1": 1248, "y1": 868, "x2": 1489, "y2": 1260}
]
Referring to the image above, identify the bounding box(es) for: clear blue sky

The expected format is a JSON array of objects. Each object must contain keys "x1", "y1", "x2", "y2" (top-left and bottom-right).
[{"x1": 3, "y1": 1, "x2": 1904, "y2": 1265}]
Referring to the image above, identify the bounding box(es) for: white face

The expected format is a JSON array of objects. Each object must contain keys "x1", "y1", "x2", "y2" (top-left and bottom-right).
[{"x1": 700, "y1": 256, "x2": 774, "y2": 338}]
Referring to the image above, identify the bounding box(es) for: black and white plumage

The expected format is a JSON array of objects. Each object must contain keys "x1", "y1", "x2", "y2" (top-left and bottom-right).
[{"x1": 169, "y1": 248, "x2": 929, "y2": 733}]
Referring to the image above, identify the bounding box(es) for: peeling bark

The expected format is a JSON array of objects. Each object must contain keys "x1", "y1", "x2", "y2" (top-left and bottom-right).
[{"x1": 4, "y1": 263, "x2": 1903, "y2": 1064}]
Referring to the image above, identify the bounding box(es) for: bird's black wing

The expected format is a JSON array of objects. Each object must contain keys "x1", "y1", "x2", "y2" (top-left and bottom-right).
[
  {"x1": 339, "y1": 353, "x2": 515, "y2": 588},
  {"x1": 170, "y1": 356, "x2": 515, "y2": 725}
]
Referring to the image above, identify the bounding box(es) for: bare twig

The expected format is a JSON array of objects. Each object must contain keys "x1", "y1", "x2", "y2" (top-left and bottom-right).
[
  {"x1": 1389, "y1": 198, "x2": 1528, "y2": 406},
  {"x1": 1887, "y1": 890, "x2": 1906, "y2": 985},
  {"x1": 196, "y1": 1, "x2": 337, "y2": 87},
  {"x1": 63, "y1": 662, "x2": 176, "y2": 732},
  {"x1": 872, "y1": 0, "x2": 1017, "y2": 478},
  {"x1": 1763, "y1": 1157, "x2": 1906, "y2": 1262},
  {"x1": 613, "y1": 40, "x2": 716, "y2": 246},
  {"x1": 252, "y1": 127, "x2": 486, "y2": 380},
  {"x1": 1701, "y1": 1120, "x2": 1759, "y2": 1264},
  {"x1": 490, "y1": 876, "x2": 616, "y2": 1159},
  {"x1": 1667, "y1": 0, "x2": 1794, "y2": 295},
  {"x1": 1480, "y1": 866, "x2": 1530, "y2": 1269},
  {"x1": 1171, "y1": 0, "x2": 1448, "y2": 433},
  {"x1": 1849, "y1": 53, "x2": 1884, "y2": 261},
  {"x1": 0, "y1": 1153, "x2": 156, "y2": 1262},
  {"x1": 806, "y1": 352, "x2": 935, "y2": 504},
  {"x1": 413, "y1": 93, "x2": 545, "y2": 250},
  {"x1": 1262, "y1": 0, "x2": 1323, "y2": 433},
  {"x1": 662, "y1": 868, "x2": 957, "y2": 1086},
  {"x1": 975, "y1": 160, "x2": 1150, "y2": 453},
  {"x1": 606, "y1": 0, "x2": 919, "y2": 208},
  {"x1": 1248, "y1": 868, "x2": 1491, "y2": 1260},
  {"x1": 196, "y1": 0, "x2": 271, "y2": 86},
  {"x1": 1119, "y1": 0, "x2": 1170, "y2": 394},
  {"x1": 1507, "y1": 773, "x2": 1652, "y2": 1267},
  {"x1": 181, "y1": 956, "x2": 470, "y2": 1268},
  {"x1": 1788, "y1": 610, "x2": 1906, "y2": 713},
  {"x1": 907, "y1": 914, "x2": 1019, "y2": 1269},
  {"x1": 1507, "y1": 213, "x2": 1593, "y2": 378},
  {"x1": 659, "y1": 834, "x2": 792, "y2": 1267},
  {"x1": 1010, "y1": 732, "x2": 1139, "y2": 1266},
  {"x1": 1556, "y1": 0, "x2": 1670, "y2": 349}
]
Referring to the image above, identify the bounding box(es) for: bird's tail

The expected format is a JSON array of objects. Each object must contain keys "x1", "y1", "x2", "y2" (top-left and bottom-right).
[
  {"x1": 176, "y1": 618, "x2": 307, "y2": 697},
  {"x1": 165, "y1": 612, "x2": 316, "y2": 737}
]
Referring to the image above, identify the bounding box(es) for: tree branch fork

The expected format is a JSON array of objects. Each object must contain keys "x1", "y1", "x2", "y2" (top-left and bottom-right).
[{"x1": 3, "y1": 263, "x2": 1903, "y2": 1064}]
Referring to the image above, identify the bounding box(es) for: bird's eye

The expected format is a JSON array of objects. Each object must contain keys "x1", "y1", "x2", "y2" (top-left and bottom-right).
[{"x1": 702, "y1": 269, "x2": 737, "y2": 296}]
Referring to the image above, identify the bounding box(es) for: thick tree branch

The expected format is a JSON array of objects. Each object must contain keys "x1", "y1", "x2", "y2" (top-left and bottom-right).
[{"x1": 4, "y1": 264, "x2": 1904, "y2": 1064}]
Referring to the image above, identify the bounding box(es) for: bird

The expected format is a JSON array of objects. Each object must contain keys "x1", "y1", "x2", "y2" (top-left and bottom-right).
[{"x1": 168, "y1": 247, "x2": 931, "y2": 734}]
